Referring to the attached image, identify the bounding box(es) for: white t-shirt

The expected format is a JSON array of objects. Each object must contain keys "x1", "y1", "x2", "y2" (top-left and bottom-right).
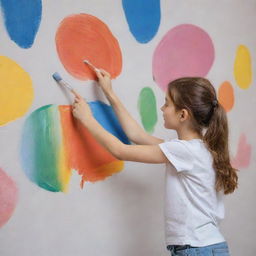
[{"x1": 159, "y1": 138, "x2": 226, "y2": 247}]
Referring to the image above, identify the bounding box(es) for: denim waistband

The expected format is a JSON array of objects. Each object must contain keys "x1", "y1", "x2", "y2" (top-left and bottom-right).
[{"x1": 167, "y1": 244, "x2": 198, "y2": 252}]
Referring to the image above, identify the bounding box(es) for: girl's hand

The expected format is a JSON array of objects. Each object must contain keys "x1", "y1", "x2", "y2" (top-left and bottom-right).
[
  {"x1": 71, "y1": 90, "x2": 93, "y2": 123},
  {"x1": 95, "y1": 69, "x2": 112, "y2": 94}
]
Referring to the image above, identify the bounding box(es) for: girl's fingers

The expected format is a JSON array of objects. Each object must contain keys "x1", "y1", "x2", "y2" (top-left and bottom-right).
[
  {"x1": 71, "y1": 89, "x2": 82, "y2": 99},
  {"x1": 74, "y1": 97, "x2": 80, "y2": 103},
  {"x1": 95, "y1": 69, "x2": 103, "y2": 79},
  {"x1": 100, "y1": 69, "x2": 110, "y2": 77}
]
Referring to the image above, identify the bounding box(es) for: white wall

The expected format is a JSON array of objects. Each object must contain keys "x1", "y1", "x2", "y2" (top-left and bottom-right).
[{"x1": 0, "y1": 1, "x2": 255, "y2": 255}]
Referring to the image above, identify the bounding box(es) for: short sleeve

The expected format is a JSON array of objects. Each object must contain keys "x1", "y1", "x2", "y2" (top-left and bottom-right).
[{"x1": 159, "y1": 139, "x2": 194, "y2": 172}]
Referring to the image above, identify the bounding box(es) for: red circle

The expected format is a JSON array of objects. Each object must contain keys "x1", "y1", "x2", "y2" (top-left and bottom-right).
[{"x1": 56, "y1": 14, "x2": 122, "y2": 81}]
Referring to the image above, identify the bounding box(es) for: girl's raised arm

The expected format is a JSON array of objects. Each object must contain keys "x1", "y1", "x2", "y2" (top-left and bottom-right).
[
  {"x1": 72, "y1": 90, "x2": 167, "y2": 164},
  {"x1": 95, "y1": 69, "x2": 163, "y2": 145}
]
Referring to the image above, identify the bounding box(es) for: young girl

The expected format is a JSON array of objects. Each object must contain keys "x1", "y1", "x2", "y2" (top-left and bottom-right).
[{"x1": 72, "y1": 69, "x2": 238, "y2": 256}]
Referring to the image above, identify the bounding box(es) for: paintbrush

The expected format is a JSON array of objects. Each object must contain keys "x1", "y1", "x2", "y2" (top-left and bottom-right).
[
  {"x1": 52, "y1": 72, "x2": 73, "y2": 91},
  {"x1": 83, "y1": 60, "x2": 100, "y2": 72}
]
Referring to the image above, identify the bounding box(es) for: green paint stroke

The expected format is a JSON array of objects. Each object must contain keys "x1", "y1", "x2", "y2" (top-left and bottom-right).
[
  {"x1": 138, "y1": 87, "x2": 157, "y2": 133},
  {"x1": 21, "y1": 105, "x2": 63, "y2": 192}
]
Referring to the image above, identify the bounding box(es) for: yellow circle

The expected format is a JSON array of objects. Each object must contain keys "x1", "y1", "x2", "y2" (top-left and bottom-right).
[
  {"x1": 234, "y1": 45, "x2": 252, "y2": 89},
  {"x1": 0, "y1": 56, "x2": 34, "y2": 125}
]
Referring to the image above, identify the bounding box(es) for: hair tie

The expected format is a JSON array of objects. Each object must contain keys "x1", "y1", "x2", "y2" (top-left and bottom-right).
[{"x1": 212, "y1": 99, "x2": 218, "y2": 107}]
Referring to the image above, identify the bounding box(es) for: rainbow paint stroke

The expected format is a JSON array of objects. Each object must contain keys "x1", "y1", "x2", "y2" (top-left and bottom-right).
[{"x1": 20, "y1": 101, "x2": 130, "y2": 192}]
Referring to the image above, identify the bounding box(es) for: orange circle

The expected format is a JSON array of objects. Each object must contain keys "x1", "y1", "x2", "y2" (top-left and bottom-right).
[
  {"x1": 56, "y1": 14, "x2": 122, "y2": 81},
  {"x1": 218, "y1": 81, "x2": 234, "y2": 112}
]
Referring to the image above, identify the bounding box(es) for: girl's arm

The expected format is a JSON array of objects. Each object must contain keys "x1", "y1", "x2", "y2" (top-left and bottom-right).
[
  {"x1": 72, "y1": 91, "x2": 167, "y2": 164},
  {"x1": 95, "y1": 69, "x2": 164, "y2": 145}
]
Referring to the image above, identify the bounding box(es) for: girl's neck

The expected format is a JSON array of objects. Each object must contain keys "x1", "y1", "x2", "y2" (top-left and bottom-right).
[{"x1": 177, "y1": 130, "x2": 202, "y2": 141}]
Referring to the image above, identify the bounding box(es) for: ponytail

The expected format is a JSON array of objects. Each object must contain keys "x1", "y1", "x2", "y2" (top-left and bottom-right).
[
  {"x1": 168, "y1": 77, "x2": 238, "y2": 194},
  {"x1": 204, "y1": 103, "x2": 238, "y2": 194}
]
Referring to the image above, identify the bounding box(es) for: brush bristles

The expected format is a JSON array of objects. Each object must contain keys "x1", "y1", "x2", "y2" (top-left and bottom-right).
[{"x1": 52, "y1": 72, "x2": 62, "y2": 82}]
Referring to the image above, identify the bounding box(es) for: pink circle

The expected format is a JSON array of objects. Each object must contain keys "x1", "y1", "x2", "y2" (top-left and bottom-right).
[
  {"x1": 152, "y1": 24, "x2": 215, "y2": 91},
  {"x1": 0, "y1": 168, "x2": 18, "y2": 228}
]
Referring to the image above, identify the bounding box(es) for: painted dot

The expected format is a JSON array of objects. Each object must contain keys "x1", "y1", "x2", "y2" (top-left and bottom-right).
[
  {"x1": 234, "y1": 45, "x2": 252, "y2": 89},
  {"x1": 20, "y1": 102, "x2": 129, "y2": 192},
  {"x1": 0, "y1": 56, "x2": 34, "y2": 126},
  {"x1": 0, "y1": 168, "x2": 18, "y2": 228},
  {"x1": 152, "y1": 24, "x2": 215, "y2": 91},
  {"x1": 0, "y1": 0, "x2": 42, "y2": 48},
  {"x1": 56, "y1": 14, "x2": 122, "y2": 81},
  {"x1": 218, "y1": 81, "x2": 234, "y2": 112},
  {"x1": 138, "y1": 87, "x2": 158, "y2": 133},
  {"x1": 231, "y1": 133, "x2": 252, "y2": 169},
  {"x1": 122, "y1": 0, "x2": 161, "y2": 43}
]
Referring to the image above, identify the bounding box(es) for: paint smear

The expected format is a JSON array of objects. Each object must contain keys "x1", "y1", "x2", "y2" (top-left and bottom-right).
[
  {"x1": 56, "y1": 14, "x2": 122, "y2": 81},
  {"x1": 218, "y1": 81, "x2": 234, "y2": 112},
  {"x1": 231, "y1": 133, "x2": 252, "y2": 169},
  {"x1": 234, "y1": 45, "x2": 252, "y2": 89},
  {"x1": 122, "y1": 0, "x2": 161, "y2": 43},
  {"x1": 0, "y1": 56, "x2": 34, "y2": 126},
  {"x1": 20, "y1": 105, "x2": 68, "y2": 192},
  {"x1": 152, "y1": 24, "x2": 215, "y2": 91},
  {"x1": 0, "y1": 168, "x2": 18, "y2": 228},
  {"x1": 59, "y1": 105, "x2": 124, "y2": 187},
  {"x1": 0, "y1": 0, "x2": 42, "y2": 48},
  {"x1": 20, "y1": 102, "x2": 129, "y2": 192},
  {"x1": 138, "y1": 87, "x2": 157, "y2": 133}
]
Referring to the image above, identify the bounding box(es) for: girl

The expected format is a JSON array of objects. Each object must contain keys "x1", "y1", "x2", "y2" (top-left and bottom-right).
[{"x1": 72, "y1": 69, "x2": 238, "y2": 256}]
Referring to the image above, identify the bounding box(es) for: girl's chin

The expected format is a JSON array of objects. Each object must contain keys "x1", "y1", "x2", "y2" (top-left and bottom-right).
[{"x1": 163, "y1": 121, "x2": 172, "y2": 129}]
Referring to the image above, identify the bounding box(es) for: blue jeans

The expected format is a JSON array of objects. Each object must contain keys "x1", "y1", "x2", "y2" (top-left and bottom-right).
[{"x1": 167, "y1": 241, "x2": 230, "y2": 256}]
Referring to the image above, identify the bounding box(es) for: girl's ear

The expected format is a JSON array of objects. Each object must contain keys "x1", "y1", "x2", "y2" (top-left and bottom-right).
[{"x1": 180, "y1": 109, "x2": 189, "y2": 122}]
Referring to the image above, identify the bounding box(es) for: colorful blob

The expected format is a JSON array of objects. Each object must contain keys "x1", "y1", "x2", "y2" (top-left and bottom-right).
[
  {"x1": 218, "y1": 81, "x2": 234, "y2": 112},
  {"x1": 234, "y1": 45, "x2": 252, "y2": 89},
  {"x1": 0, "y1": 56, "x2": 34, "y2": 126},
  {"x1": 122, "y1": 0, "x2": 161, "y2": 43},
  {"x1": 0, "y1": 0, "x2": 42, "y2": 48},
  {"x1": 0, "y1": 168, "x2": 18, "y2": 228},
  {"x1": 138, "y1": 87, "x2": 157, "y2": 133},
  {"x1": 152, "y1": 24, "x2": 215, "y2": 91},
  {"x1": 56, "y1": 14, "x2": 122, "y2": 81},
  {"x1": 231, "y1": 133, "x2": 252, "y2": 169},
  {"x1": 59, "y1": 105, "x2": 125, "y2": 187},
  {"x1": 20, "y1": 105, "x2": 67, "y2": 192},
  {"x1": 20, "y1": 101, "x2": 130, "y2": 192}
]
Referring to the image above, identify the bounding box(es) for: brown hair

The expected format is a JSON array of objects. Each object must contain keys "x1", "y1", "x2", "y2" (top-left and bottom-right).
[{"x1": 167, "y1": 77, "x2": 238, "y2": 194}]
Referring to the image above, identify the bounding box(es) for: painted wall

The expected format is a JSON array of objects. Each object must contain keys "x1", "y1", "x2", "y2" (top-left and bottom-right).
[{"x1": 0, "y1": 0, "x2": 255, "y2": 255}]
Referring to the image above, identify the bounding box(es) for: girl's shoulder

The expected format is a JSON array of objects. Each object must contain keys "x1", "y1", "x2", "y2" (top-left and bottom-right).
[{"x1": 164, "y1": 138, "x2": 212, "y2": 163}]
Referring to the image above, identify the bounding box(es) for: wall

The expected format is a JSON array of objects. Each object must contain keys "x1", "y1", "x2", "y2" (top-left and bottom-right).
[{"x1": 0, "y1": 1, "x2": 255, "y2": 255}]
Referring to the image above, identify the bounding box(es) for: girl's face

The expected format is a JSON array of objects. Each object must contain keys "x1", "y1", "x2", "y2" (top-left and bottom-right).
[{"x1": 160, "y1": 93, "x2": 181, "y2": 129}]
